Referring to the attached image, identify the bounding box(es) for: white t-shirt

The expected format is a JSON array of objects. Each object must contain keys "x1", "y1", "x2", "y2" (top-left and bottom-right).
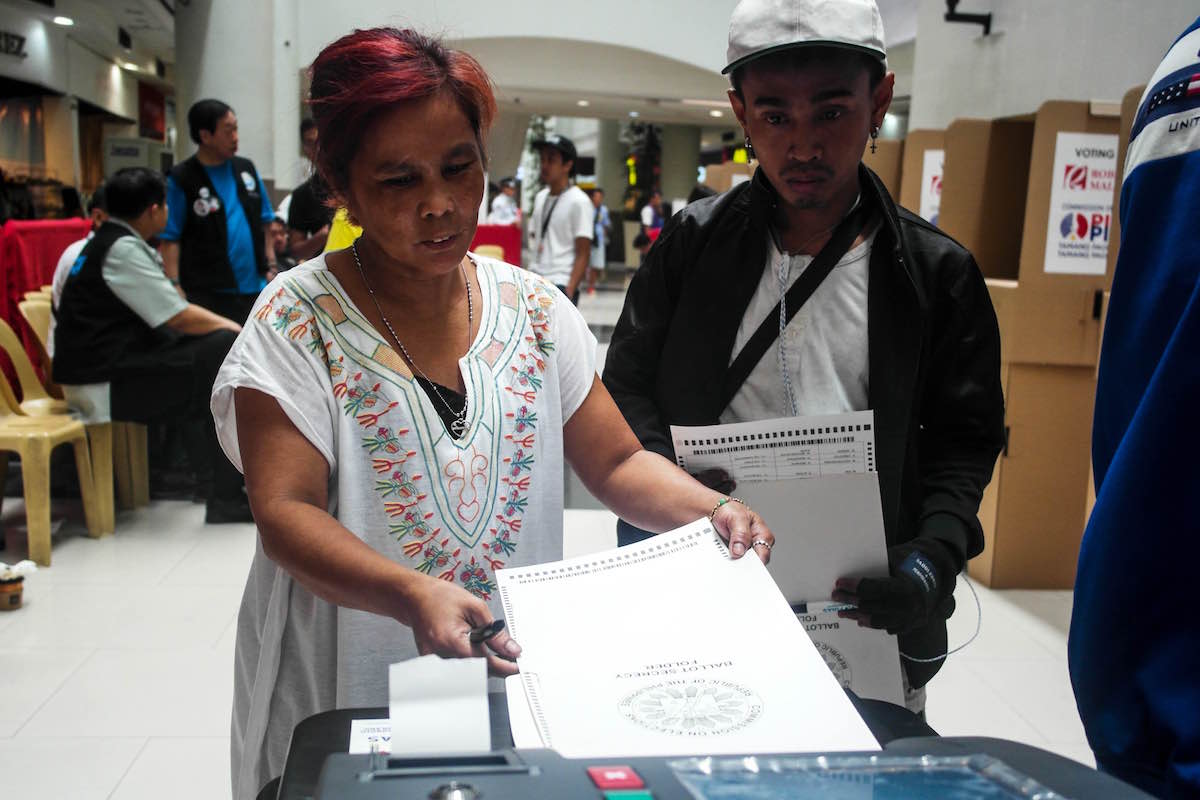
[
  {"x1": 489, "y1": 192, "x2": 519, "y2": 225},
  {"x1": 528, "y1": 185, "x2": 592, "y2": 287},
  {"x1": 721, "y1": 230, "x2": 875, "y2": 422},
  {"x1": 211, "y1": 253, "x2": 597, "y2": 799}
]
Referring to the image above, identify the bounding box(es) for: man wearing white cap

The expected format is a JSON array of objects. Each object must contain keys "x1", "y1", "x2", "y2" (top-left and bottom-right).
[{"x1": 604, "y1": 0, "x2": 1005, "y2": 711}]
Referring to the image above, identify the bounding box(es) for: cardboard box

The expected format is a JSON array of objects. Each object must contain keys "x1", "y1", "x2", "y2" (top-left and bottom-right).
[
  {"x1": 940, "y1": 100, "x2": 1120, "y2": 366},
  {"x1": 940, "y1": 117, "x2": 1034, "y2": 281},
  {"x1": 955, "y1": 102, "x2": 1123, "y2": 588},
  {"x1": 862, "y1": 138, "x2": 903, "y2": 198},
  {"x1": 986, "y1": 279, "x2": 1104, "y2": 367},
  {"x1": 970, "y1": 362, "x2": 1097, "y2": 589},
  {"x1": 1015, "y1": 101, "x2": 1121, "y2": 289},
  {"x1": 898, "y1": 129, "x2": 945, "y2": 214},
  {"x1": 704, "y1": 161, "x2": 756, "y2": 194},
  {"x1": 1106, "y1": 87, "x2": 1145, "y2": 291}
]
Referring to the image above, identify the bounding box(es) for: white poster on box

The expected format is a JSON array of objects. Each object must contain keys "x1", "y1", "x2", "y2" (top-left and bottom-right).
[
  {"x1": 918, "y1": 149, "x2": 944, "y2": 225},
  {"x1": 1044, "y1": 132, "x2": 1119, "y2": 274}
]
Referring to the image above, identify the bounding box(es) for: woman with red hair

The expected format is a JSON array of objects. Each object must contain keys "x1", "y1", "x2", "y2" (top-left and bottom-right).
[{"x1": 211, "y1": 28, "x2": 774, "y2": 798}]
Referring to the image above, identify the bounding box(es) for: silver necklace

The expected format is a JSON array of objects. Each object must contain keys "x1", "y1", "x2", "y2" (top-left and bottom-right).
[{"x1": 351, "y1": 241, "x2": 473, "y2": 437}]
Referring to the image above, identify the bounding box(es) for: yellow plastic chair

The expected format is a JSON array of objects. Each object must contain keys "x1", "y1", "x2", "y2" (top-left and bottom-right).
[
  {"x1": 17, "y1": 300, "x2": 62, "y2": 400},
  {"x1": 0, "y1": 373, "x2": 104, "y2": 565},
  {"x1": 0, "y1": 316, "x2": 68, "y2": 417},
  {"x1": 0, "y1": 316, "x2": 124, "y2": 533},
  {"x1": 473, "y1": 244, "x2": 505, "y2": 261},
  {"x1": 18, "y1": 299, "x2": 51, "y2": 348},
  {"x1": 17, "y1": 304, "x2": 150, "y2": 515}
]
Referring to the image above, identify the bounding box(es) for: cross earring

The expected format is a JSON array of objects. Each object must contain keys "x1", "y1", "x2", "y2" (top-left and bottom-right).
[
  {"x1": 869, "y1": 125, "x2": 879, "y2": 154},
  {"x1": 744, "y1": 136, "x2": 755, "y2": 159}
]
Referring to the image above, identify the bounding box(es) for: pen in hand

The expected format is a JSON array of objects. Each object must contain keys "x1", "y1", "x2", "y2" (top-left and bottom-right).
[{"x1": 468, "y1": 619, "x2": 506, "y2": 644}]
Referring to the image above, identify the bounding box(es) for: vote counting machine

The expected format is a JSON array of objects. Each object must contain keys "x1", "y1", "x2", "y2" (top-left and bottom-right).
[{"x1": 277, "y1": 696, "x2": 1149, "y2": 800}]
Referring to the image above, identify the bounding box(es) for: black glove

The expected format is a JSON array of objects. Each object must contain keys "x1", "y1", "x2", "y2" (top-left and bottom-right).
[{"x1": 832, "y1": 539, "x2": 959, "y2": 635}]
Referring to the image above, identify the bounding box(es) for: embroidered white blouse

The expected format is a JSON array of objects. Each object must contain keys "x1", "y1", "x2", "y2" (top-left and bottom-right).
[{"x1": 211, "y1": 252, "x2": 597, "y2": 799}]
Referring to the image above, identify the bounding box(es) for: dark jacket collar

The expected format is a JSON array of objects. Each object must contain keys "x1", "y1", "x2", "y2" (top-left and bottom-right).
[{"x1": 735, "y1": 163, "x2": 910, "y2": 263}]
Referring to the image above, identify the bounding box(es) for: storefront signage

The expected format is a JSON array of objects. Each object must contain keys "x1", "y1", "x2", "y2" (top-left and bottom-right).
[{"x1": 0, "y1": 31, "x2": 28, "y2": 59}]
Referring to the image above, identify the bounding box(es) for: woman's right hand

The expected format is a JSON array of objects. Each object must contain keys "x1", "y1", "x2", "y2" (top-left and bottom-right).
[{"x1": 404, "y1": 573, "x2": 522, "y2": 677}]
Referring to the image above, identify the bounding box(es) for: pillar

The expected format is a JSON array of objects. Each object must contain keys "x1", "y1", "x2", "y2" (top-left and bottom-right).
[
  {"x1": 659, "y1": 123, "x2": 701, "y2": 210},
  {"x1": 174, "y1": 0, "x2": 276, "y2": 182},
  {"x1": 594, "y1": 118, "x2": 626, "y2": 205},
  {"x1": 487, "y1": 110, "x2": 533, "y2": 182}
]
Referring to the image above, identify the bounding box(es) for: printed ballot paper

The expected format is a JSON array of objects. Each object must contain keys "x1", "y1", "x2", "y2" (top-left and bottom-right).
[
  {"x1": 348, "y1": 656, "x2": 491, "y2": 754},
  {"x1": 671, "y1": 411, "x2": 903, "y2": 706},
  {"x1": 387, "y1": 655, "x2": 490, "y2": 754},
  {"x1": 496, "y1": 520, "x2": 880, "y2": 758}
]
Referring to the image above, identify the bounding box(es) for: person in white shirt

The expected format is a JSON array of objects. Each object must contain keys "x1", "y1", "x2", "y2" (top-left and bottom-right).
[
  {"x1": 49, "y1": 184, "x2": 110, "y2": 356},
  {"x1": 640, "y1": 189, "x2": 664, "y2": 231},
  {"x1": 488, "y1": 176, "x2": 520, "y2": 225},
  {"x1": 528, "y1": 134, "x2": 593, "y2": 303}
]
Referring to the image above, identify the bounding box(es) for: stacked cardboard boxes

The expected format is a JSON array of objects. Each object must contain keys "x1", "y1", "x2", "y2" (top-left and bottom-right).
[
  {"x1": 939, "y1": 101, "x2": 1121, "y2": 588},
  {"x1": 898, "y1": 129, "x2": 945, "y2": 222},
  {"x1": 704, "y1": 161, "x2": 756, "y2": 194}
]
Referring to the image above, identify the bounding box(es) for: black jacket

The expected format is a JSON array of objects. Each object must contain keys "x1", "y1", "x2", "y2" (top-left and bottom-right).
[
  {"x1": 168, "y1": 154, "x2": 268, "y2": 294},
  {"x1": 602, "y1": 166, "x2": 1005, "y2": 686}
]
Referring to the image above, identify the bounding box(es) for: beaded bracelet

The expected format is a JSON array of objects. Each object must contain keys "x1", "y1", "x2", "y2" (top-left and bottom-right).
[{"x1": 708, "y1": 496, "x2": 748, "y2": 521}]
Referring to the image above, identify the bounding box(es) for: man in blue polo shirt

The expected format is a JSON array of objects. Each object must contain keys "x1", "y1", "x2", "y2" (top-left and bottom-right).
[{"x1": 161, "y1": 99, "x2": 277, "y2": 324}]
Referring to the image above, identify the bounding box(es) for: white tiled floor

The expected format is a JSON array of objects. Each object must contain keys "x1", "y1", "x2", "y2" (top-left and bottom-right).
[{"x1": 0, "y1": 499, "x2": 1095, "y2": 799}]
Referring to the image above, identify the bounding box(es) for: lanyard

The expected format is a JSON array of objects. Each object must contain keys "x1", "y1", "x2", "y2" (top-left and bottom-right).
[
  {"x1": 539, "y1": 193, "x2": 561, "y2": 241},
  {"x1": 720, "y1": 198, "x2": 873, "y2": 413}
]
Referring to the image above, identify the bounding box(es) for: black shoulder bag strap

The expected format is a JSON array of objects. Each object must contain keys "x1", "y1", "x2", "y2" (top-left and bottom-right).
[{"x1": 719, "y1": 201, "x2": 875, "y2": 411}]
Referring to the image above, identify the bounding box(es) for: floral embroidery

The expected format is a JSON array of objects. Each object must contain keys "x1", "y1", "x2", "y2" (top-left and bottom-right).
[
  {"x1": 257, "y1": 274, "x2": 557, "y2": 600},
  {"x1": 376, "y1": 469, "x2": 424, "y2": 499},
  {"x1": 460, "y1": 556, "x2": 497, "y2": 598},
  {"x1": 364, "y1": 426, "x2": 406, "y2": 455},
  {"x1": 416, "y1": 537, "x2": 461, "y2": 580},
  {"x1": 389, "y1": 509, "x2": 437, "y2": 541}
]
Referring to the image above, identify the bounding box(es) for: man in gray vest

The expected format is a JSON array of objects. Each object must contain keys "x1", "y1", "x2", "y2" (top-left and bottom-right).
[{"x1": 54, "y1": 167, "x2": 252, "y2": 523}]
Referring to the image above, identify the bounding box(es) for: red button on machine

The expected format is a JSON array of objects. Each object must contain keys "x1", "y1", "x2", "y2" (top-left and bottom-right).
[{"x1": 586, "y1": 765, "x2": 645, "y2": 790}]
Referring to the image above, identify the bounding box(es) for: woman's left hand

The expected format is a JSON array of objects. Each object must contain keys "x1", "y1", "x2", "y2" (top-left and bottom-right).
[{"x1": 710, "y1": 499, "x2": 775, "y2": 564}]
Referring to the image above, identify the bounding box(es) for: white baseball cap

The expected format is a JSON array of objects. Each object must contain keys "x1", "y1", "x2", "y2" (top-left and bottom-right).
[{"x1": 723, "y1": 0, "x2": 888, "y2": 75}]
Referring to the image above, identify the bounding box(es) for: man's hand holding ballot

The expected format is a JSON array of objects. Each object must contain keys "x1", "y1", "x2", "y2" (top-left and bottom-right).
[{"x1": 833, "y1": 538, "x2": 959, "y2": 636}]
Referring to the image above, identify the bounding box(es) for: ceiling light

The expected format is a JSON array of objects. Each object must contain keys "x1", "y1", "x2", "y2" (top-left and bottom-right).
[
  {"x1": 682, "y1": 98, "x2": 727, "y2": 108},
  {"x1": 122, "y1": 61, "x2": 140, "y2": 71},
  {"x1": 629, "y1": 111, "x2": 640, "y2": 118},
  {"x1": 576, "y1": 100, "x2": 590, "y2": 107},
  {"x1": 709, "y1": 109, "x2": 723, "y2": 118},
  {"x1": 52, "y1": 16, "x2": 74, "y2": 26}
]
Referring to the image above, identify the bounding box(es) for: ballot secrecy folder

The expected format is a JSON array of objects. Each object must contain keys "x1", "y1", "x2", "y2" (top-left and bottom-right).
[{"x1": 495, "y1": 519, "x2": 880, "y2": 759}]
